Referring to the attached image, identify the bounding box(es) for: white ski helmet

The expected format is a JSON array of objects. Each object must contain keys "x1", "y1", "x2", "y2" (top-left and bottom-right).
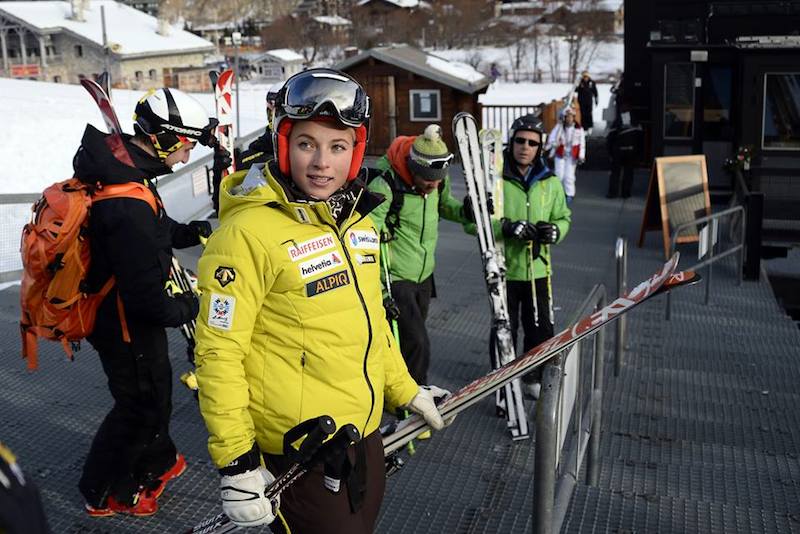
[{"x1": 134, "y1": 88, "x2": 217, "y2": 160}]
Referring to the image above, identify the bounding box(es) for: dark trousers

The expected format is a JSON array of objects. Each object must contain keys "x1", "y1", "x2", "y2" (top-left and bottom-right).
[
  {"x1": 391, "y1": 277, "x2": 433, "y2": 385},
  {"x1": 267, "y1": 430, "x2": 385, "y2": 534},
  {"x1": 504, "y1": 278, "x2": 554, "y2": 384},
  {"x1": 608, "y1": 159, "x2": 634, "y2": 198},
  {"x1": 79, "y1": 333, "x2": 177, "y2": 507}
]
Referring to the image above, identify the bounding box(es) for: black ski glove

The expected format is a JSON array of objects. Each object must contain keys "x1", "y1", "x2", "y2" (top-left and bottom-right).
[
  {"x1": 173, "y1": 291, "x2": 199, "y2": 320},
  {"x1": 383, "y1": 296, "x2": 401, "y2": 322},
  {"x1": 212, "y1": 145, "x2": 233, "y2": 177},
  {"x1": 462, "y1": 195, "x2": 494, "y2": 223},
  {"x1": 462, "y1": 196, "x2": 475, "y2": 223},
  {"x1": 189, "y1": 220, "x2": 213, "y2": 239},
  {"x1": 535, "y1": 221, "x2": 560, "y2": 244},
  {"x1": 501, "y1": 219, "x2": 538, "y2": 241}
]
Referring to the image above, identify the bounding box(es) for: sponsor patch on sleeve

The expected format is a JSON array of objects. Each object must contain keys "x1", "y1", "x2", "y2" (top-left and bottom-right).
[
  {"x1": 298, "y1": 251, "x2": 344, "y2": 279},
  {"x1": 356, "y1": 253, "x2": 376, "y2": 264},
  {"x1": 306, "y1": 270, "x2": 350, "y2": 297},
  {"x1": 287, "y1": 233, "x2": 336, "y2": 261},
  {"x1": 207, "y1": 293, "x2": 236, "y2": 330},
  {"x1": 214, "y1": 266, "x2": 236, "y2": 287},
  {"x1": 347, "y1": 229, "x2": 380, "y2": 250}
]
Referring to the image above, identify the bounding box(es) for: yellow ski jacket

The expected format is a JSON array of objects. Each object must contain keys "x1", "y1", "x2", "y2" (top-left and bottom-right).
[{"x1": 194, "y1": 164, "x2": 419, "y2": 467}]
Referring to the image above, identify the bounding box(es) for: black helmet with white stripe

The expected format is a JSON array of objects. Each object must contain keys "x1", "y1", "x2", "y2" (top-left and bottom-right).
[{"x1": 134, "y1": 88, "x2": 217, "y2": 160}]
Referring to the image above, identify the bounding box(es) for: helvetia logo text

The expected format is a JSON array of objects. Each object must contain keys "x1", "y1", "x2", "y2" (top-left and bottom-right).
[{"x1": 298, "y1": 252, "x2": 343, "y2": 279}]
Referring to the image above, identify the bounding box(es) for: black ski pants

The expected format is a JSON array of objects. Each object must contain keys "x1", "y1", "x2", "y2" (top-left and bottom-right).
[
  {"x1": 391, "y1": 276, "x2": 433, "y2": 385},
  {"x1": 608, "y1": 158, "x2": 634, "y2": 198},
  {"x1": 504, "y1": 278, "x2": 553, "y2": 384},
  {"x1": 79, "y1": 331, "x2": 177, "y2": 507}
]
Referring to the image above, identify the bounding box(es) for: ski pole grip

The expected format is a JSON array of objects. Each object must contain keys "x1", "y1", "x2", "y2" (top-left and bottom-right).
[
  {"x1": 321, "y1": 424, "x2": 360, "y2": 493},
  {"x1": 283, "y1": 415, "x2": 336, "y2": 464}
]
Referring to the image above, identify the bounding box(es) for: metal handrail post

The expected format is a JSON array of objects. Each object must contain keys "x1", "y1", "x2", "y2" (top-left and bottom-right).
[
  {"x1": 666, "y1": 205, "x2": 745, "y2": 318},
  {"x1": 533, "y1": 363, "x2": 562, "y2": 534},
  {"x1": 614, "y1": 236, "x2": 627, "y2": 376},
  {"x1": 705, "y1": 222, "x2": 714, "y2": 305},
  {"x1": 587, "y1": 293, "x2": 606, "y2": 485},
  {"x1": 738, "y1": 210, "x2": 746, "y2": 286}
]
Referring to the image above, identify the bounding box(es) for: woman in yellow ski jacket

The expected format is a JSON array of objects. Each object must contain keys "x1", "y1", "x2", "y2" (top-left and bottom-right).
[{"x1": 193, "y1": 68, "x2": 448, "y2": 534}]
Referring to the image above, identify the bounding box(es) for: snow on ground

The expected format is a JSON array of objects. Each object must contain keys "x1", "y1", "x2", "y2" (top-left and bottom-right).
[
  {"x1": 479, "y1": 81, "x2": 615, "y2": 137},
  {"x1": 428, "y1": 39, "x2": 623, "y2": 82},
  {"x1": 0, "y1": 77, "x2": 269, "y2": 194}
]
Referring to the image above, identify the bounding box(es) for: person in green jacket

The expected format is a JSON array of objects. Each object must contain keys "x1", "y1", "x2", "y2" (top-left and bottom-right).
[
  {"x1": 193, "y1": 69, "x2": 449, "y2": 533},
  {"x1": 492, "y1": 113, "x2": 571, "y2": 398},
  {"x1": 367, "y1": 125, "x2": 465, "y2": 388}
]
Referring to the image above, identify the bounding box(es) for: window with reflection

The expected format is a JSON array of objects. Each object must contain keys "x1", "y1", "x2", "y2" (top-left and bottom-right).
[
  {"x1": 762, "y1": 73, "x2": 800, "y2": 150},
  {"x1": 664, "y1": 63, "x2": 695, "y2": 139}
]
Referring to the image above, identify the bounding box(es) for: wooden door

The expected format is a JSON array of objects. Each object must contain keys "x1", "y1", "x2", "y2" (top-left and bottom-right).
[{"x1": 362, "y1": 75, "x2": 393, "y2": 155}]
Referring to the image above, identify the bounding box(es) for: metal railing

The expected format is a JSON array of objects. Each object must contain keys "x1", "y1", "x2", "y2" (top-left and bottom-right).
[
  {"x1": 614, "y1": 236, "x2": 628, "y2": 377},
  {"x1": 0, "y1": 129, "x2": 264, "y2": 282},
  {"x1": 533, "y1": 283, "x2": 607, "y2": 534},
  {"x1": 665, "y1": 205, "x2": 745, "y2": 319}
]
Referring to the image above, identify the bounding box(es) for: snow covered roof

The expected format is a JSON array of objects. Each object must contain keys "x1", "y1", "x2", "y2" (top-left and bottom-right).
[
  {"x1": 0, "y1": 1, "x2": 215, "y2": 57},
  {"x1": 263, "y1": 48, "x2": 305, "y2": 63},
  {"x1": 355, "y1": 0, "x2": 425, "y2": 8},
  {"x1": 335, "y1": 44, "x2": 490, "y2": 94},
  {"x1": 313, "y1": 15, "x2": 352, "y2": 26}
]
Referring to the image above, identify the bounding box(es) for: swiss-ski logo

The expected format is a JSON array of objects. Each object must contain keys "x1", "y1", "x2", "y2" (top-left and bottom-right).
[{"x1": 347, "y1": 230, "x2": 379, "y2": 250}]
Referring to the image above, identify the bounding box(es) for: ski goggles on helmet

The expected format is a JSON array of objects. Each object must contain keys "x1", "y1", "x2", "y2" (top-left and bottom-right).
[
  {"x1": 409, "y1": 152, "x2": 454, "y2": 170},
  {"x1": 279, "y1": 71, "x2": 370, "y2": 128}
]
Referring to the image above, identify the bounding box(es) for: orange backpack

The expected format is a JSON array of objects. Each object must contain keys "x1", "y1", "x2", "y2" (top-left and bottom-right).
[{"x1": 20, "y1": 177, "x2": 158, "y2": 370}]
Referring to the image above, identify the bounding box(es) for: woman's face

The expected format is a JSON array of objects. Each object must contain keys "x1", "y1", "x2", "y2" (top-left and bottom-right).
[
  {"x1": 289, "y1": 121, "x2": 355, "y2": 200},
  {"x1": 564, "y1": 112, "x2": 575, "y2": 126}
]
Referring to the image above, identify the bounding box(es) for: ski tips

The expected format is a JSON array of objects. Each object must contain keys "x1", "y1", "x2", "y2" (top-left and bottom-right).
[{"x1": 663, "y1": 269, "x2": 702, "y2": 290}]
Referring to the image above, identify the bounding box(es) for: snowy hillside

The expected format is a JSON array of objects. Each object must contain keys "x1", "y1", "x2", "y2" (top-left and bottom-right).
[{"x1": 0, "y1": 78, "x2": 270, "y2": 194}]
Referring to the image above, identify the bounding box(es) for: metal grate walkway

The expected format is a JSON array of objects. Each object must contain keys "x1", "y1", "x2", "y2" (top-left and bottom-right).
[{"x1": 1, "y1": 170, "x2": 798, "y2": 533}]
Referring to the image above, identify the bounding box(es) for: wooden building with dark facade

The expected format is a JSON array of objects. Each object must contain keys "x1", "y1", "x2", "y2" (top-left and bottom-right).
[
  {"x1": 623, "y1": 0, "x2": 800, "y2": 272},
  {"x1": 335, "y1": 45, "x2": 491, "y2": 155},
  {"x1": 623, "y1": 0, "x2": 800, "y2": 190}
]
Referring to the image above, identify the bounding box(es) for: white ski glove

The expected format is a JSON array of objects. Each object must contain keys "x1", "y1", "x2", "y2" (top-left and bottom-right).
[
  {"x1": 405, "y1": 385, "x2": 452, "y2": 431},
  {"x1": 220, "y1": 466, "x2": 279, "y2": 527}
]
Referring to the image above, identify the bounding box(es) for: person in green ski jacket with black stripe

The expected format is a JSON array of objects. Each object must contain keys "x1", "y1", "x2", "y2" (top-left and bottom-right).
[
  {"x1": 464, "y1": 113, "x2": 571, "y2": 399},
  {"x1": 367, "y1": 125, "x2": 465, "y2": 388}
]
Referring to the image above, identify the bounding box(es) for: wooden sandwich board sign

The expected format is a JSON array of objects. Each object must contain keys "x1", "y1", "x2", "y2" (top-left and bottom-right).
[{"x1": 638, "y1": 155, "x2": 711, "y2": 259}]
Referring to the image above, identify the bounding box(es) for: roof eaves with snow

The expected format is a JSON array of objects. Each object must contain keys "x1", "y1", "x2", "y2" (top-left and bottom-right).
[
  {"x1": 313, "y1": 15, "x2": 352, "y2": 26},
  {"x1": 0, "y1": 1, "x2": 215, "y2": 57},
  {"x1": 264, "y1": 48, "x2": 305, "y2": 62},
  {"x1": 335, "y1": 44, "x2": 490, "y2": 94}
]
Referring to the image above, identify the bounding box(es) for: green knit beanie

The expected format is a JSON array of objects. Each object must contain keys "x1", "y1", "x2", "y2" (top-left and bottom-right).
[{"x1": 408, "y1": 124, "x2": 453, "y2": 181}]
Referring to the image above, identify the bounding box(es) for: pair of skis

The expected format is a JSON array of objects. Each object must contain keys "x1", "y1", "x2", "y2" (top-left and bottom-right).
[
  {"x1": 453, "y1": 112, "x2": 530, "y2": 440},
  {"x1": 209, "y1": 69, "x2": 236, "y2": 177}
]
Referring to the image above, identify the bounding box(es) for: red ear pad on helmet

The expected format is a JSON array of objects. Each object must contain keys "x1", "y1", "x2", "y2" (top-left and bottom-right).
[
  {"x1": 277, "y1": 119, "x2": 294, "y2": 177},
  {"x1": 278, "y1": 120, "x2": 367, "y2": 181},
  {"x1": 348, "y1": 125, "x2": 368, "y2": 181}
]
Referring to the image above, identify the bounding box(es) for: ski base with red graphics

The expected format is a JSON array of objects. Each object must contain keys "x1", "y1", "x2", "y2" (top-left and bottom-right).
[
  {"x1": 209, "y1": 69, "x2": 236, "y2": 176},
  {"x1": 383, "y1": 253, "x2": 700, "y2": 455}
]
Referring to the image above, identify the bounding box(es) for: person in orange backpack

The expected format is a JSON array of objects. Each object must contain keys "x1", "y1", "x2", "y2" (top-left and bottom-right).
[{"x1": 73, "y1": 88, "x2": 215, "y2": 517}]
